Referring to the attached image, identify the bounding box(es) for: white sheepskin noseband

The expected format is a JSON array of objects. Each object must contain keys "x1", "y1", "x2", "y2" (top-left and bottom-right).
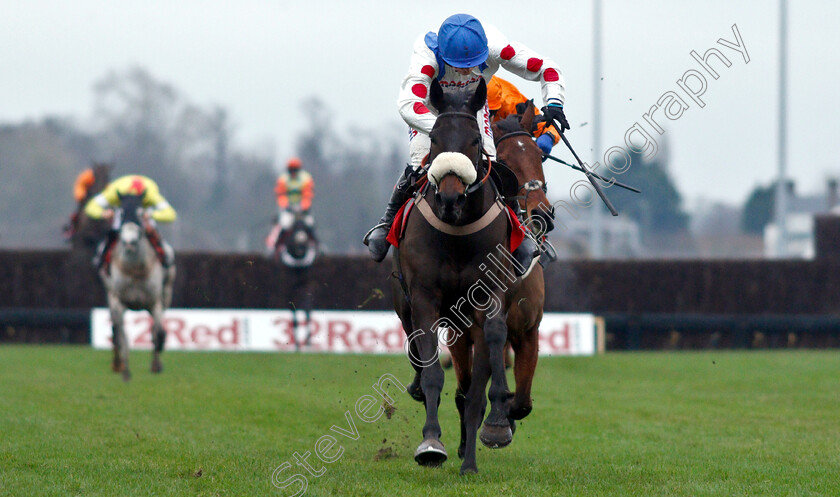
[{"x1": 427, "y1": 152, "x2": 477, "y2": 187}]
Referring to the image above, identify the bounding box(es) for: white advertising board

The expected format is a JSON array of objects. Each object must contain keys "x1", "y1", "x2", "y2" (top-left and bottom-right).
[{"x1": 91, "y1": 309, "x2": 598, "y2": 356}]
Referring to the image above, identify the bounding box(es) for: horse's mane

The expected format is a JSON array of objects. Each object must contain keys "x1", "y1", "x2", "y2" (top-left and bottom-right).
[{"x1": 494, "y1": 115, "x2": 525, "y2": 137}]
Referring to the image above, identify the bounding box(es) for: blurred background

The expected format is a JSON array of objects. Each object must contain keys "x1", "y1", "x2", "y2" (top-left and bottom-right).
[{"x1": 2, "y1": 0, "x2": 838, "y2": 258}]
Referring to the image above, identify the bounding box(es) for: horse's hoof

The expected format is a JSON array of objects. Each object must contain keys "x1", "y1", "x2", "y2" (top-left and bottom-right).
[
  {"x1": 414, "y1": 439, "x2": 447, "y2": 467},
  {"x1": 407, "y1": 382, "x2": 424, "y2": 403},
  {"x1": 459, "y1": 464, "x2": 478, "y2": 475},
  {"x1": 151, "y1": 362, "x2": 163, "y2": 374},
  {"x1": 122, "y1": 370, "x2": 132, "y2": 382},
  {"x1": 479, "y1": 423, "x2": 512, "y2": 449},
  {"x1": 112, "y1": 361, "x2": 124, "y2": 373}
]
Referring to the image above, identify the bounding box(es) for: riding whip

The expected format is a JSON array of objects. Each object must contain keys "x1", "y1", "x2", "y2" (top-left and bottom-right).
[
  {"x1": 542, "y1": 154, "x2": 641, "y2": 193},
  {"x1": 546, "y1": 118, "x2": 619, "y2": 216}
]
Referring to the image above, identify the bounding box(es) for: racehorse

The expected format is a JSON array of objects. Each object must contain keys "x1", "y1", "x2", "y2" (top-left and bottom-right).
[
  {"x1": 271, "y1": 208, "x2": 318, "y2": 349},
  {"x1": 392, "y1": 78, "x2": 522, "y2": 475},
  {"x1": 68, "y1": 163, "x2": 112, "y2": 253},
  {"x1": 487, "y1": 103, "x2": 554, "y2": 434},
  {"x1": 101, "y1": 194, "x2": 176, "y2": 381}
]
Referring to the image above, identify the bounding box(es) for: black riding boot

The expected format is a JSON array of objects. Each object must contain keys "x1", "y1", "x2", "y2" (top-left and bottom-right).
[
  {"x1": 92, "y1": 230, "x2": 118, "y2": 269},
  {"x1": 363, "y1": 167, "x2": 416, "y2": 262}
]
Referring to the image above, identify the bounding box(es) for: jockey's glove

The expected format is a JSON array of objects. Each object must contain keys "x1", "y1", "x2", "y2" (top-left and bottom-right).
[
  {"x1": 536, "y1": 134, "x2": 555, "y2": 154},
  {"x1": 542, "y1": 104, "x2": 569, "y2": 133}
]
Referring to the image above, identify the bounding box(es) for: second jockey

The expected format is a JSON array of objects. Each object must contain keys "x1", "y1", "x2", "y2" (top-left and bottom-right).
[
  {"x1": 364, "y1": 13, "x2": 568, "y2": 273},
  {"x1": 272, "y1": 157, "x2": 317, "y2": 248}
]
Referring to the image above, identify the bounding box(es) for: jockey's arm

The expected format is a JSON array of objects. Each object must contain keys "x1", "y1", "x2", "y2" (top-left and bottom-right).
[
  {"x1": 275, "y1": 176, "x2": 289, "y2": 209},
  {"x1": 300, "y1": 174, "x2": 314, "y2": 211},
  {"x1": 73, "y1": 169, "x2": 96, "y2": 203},
  {"x1": 397, "y1": 34, "x2": 441, "y2": 135},
  {"x1": 151, "y1": 197, "x2": 178, "y2": 223},
  {"x1": 485, "y1": 25, "x2": 566, "y2": 110},
  {"x1": 84, "y1": 187, "x2": 118, "y2": 220}
]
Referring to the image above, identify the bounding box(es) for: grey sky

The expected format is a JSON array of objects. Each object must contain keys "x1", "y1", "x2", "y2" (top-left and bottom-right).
[{"x1": 2, "y1": 0, "x2": 838, "y2": 207}]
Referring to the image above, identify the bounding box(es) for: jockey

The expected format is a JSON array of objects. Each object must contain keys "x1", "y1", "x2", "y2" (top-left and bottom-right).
[
  {"x1": 273, "y1": 157, "x2": 316, "y2": 245},
  {"x1": 85, "y1": 175, "x2": 176, "y2": 269},
  {"x1": 73, "y1": 168, "x2": 97, "y2": 205},
  {"x1": 487, "y1": 75, "x2": 560, "y2": 155},
  {"x1": 364, "y1": 13, "x2": 568, "y2": 272}
]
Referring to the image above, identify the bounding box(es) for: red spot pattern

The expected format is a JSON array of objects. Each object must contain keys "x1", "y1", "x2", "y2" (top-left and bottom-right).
[
  {"x1": 500, "y1": 45, "x2": 515, "y2": 60},
  {"x1": 129, "y1": 177, "x2": 146, "y2": 195},
  {"x1": 413, "y1": 102, "x2": 430, "y2": 115},
  {"x1": 543, "y1": 68, "x2": 560, "y2": 82},
  {"x1": 421, "y1": 65, "x2": 435, "y2": 78},
  {"x1": 526, "y1": 58, "x2": 543, "y2": 72},
  {"x1": 411, "y1": 84, "x2": 427, "y2": 99}
]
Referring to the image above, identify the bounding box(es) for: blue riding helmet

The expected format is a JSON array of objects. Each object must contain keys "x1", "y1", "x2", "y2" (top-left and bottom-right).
[{"x1": 437, "y1": 14, "x2": 488, "y2": 68}]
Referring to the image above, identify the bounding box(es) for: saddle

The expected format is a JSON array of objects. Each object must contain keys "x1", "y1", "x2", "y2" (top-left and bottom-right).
[{"x1": 386, "y1": 193, "x2": 524, "y2": 253}]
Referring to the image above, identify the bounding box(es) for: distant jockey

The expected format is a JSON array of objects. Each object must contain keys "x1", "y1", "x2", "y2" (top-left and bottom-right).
[
  {"x1": 64, "y1": 166, "x2": 102, "y2": 239},
  {"x1": 268, "y1": 157, "x2": 317, "y2": 251},
  {"x1": 85, "y1": 175, "x2": 176, "y2": 270},
  {"x1": 364, "y1": 13, "x2": 568, "y2": 272},
  {"x1": 487, "y1": 75, "x2": 560, "y2": 155}
]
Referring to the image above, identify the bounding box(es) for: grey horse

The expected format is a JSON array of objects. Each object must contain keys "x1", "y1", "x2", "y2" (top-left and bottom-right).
[{"x1": 100, "y1": 194, "x2": 176, "y2": 381}]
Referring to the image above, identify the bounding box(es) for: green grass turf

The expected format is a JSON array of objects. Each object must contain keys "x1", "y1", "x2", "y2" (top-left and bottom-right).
[{"x1": 0, "y1": 346, "x2": 838, "y2": 496}]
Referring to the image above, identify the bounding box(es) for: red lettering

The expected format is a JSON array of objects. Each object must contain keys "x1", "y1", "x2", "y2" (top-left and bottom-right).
[
  {"x1": 382, "y1": 324, "x2": 406, "y2": 352},
  {"x1": 132, "y1": 315, "x2": 154, "y2": 346},
  {"x1": 272, "y1": 318, "x2": 297, "y2": 350},
  {"x1": 327, "y1": 320, "x2": 353, "y2": 350},
  {"x1": 191, "y1": 325, "x2": 213, "y2": 348},
  {"x1": 356, "y1": 328, "x2": 377, "y2": 352},
  {"x1": 544, "y1": 324, "x2": 570, "y2": 352},
  {"x1": 167, "y1": 317, "x2": 189, "y2": 344},
  {"x1": 217, "y1": 319, "x2": 240, "y2": 346}
]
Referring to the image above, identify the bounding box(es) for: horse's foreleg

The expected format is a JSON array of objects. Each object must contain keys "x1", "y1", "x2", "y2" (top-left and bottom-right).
[
  {"x1": 479, "y1": 314, "x2": 513, "y2": 449},
  {"x1": 109, "y1": 297, "x2": 131, "y2": 382},
  {"x1": 449, "y1": 332, "x2": 473, "y2": 460},
  {"x1": 150, "y1": 302, "x2": 166, "y2": 374},
  {"x1": 509, "y1": 324, "x2": 539, "y2": 421},
  {"x1": 408, "y1": 298, "x2": 447, "y2": 467},
  {"x1": 460, "y1": 338, "x2": 490, "y2": 475}
]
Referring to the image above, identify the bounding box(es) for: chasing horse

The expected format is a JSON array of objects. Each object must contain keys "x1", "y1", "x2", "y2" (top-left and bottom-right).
[
  {"x1": 267, "y1": 206, "x2": 319, "y2": 350},
  {"x1": 387, "y1": 78, "x2": 542, "y2": 475},
  {"x1": 85, "y1": 175, "x2": 177, "y2": 381},
  {"x1": 64, "y1": 162, "x2": 112, "y2": 254}
]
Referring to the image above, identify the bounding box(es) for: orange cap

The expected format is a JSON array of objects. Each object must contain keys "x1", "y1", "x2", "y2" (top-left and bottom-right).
[{"x1": 287, "y1": 157, "x2": 302, "y2": 169}]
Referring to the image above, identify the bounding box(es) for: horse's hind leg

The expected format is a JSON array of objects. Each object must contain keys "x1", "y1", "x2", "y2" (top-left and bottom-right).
[
  {"x1": 479, "y1": 314, "x2": 513, "y2": 449},
  {"x1": 449, "y1": 331, "x2": 473, "y2": 459},
  {"x1": 460, "y1": 339, "x2": 490, "y2": 475},
  {"x1": 150, "y1": 302, "x2": 166, "y2": 374},
  {"x1": 109, "y1": 297, "x2": 131, "y2": 382},
  {"x1": 509, "y1": 324, "x2": 539, "y2": 422}
]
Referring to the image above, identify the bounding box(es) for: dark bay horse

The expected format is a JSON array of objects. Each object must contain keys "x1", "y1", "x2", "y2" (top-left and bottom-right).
[
  {"x1": 68, "y1": 163, "x2": 112, "y2": 253},
  {"x1": 272, "y1": 208, "x2": 318, "y2": 349},
  {"x1": 393, "y1": 78, "x2": 521, "y2": 474},
  {"x1": 101, "y1": 194, "x2": 176, "y2": 381}
]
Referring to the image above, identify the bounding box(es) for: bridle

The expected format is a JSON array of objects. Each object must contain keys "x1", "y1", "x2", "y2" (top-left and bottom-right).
[
  {"x1": 494, "y1": 131, "x2": 550, "y2": 211},
  {"x1": 427, "y1": 111, "x2": 493, "y2": 195}
]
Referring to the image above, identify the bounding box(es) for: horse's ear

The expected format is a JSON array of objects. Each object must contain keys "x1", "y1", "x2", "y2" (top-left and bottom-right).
[
  {"x1": 469, "y1": 78, "x2": 487, "y2": 115},
  {"x1": 520, "y1": 99, "x2": 536, "y2": 133},
  {"x1": 429, "y1": 79, "x2": 444, "y2": 113}
]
